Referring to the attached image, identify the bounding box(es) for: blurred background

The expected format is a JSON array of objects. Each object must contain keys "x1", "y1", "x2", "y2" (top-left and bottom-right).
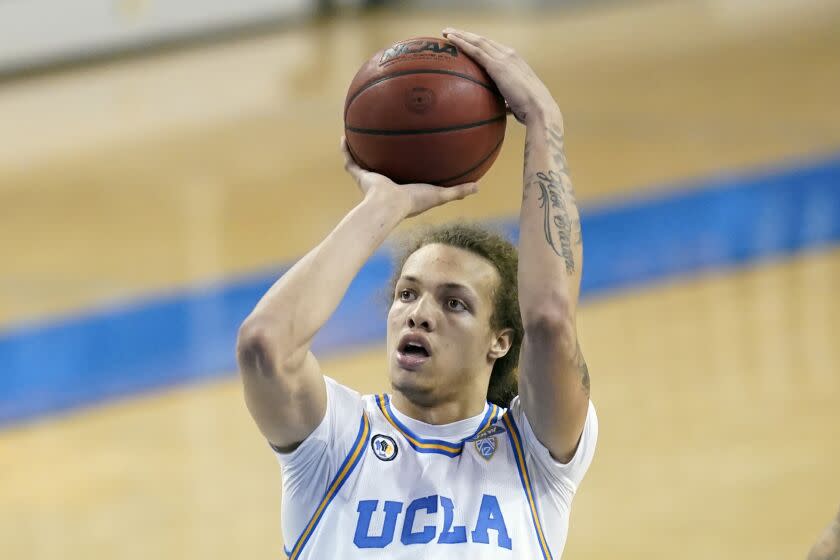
[{"x1": 1, "y1": 0, "x2": 839, "y2": 558}]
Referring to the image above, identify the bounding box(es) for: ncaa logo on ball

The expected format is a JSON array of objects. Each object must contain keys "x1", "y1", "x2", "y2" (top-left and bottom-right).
[
  {"x1": 371, "y1": 434, "x2": 398, "y2": 461},
  {"x1": 379, "y1": 40, "x2": 458, "y2": 65}
]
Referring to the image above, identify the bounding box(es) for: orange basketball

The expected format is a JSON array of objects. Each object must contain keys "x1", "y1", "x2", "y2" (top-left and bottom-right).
[{"x1": 344, "y1": 37, "x2": 507, "y2": 187}]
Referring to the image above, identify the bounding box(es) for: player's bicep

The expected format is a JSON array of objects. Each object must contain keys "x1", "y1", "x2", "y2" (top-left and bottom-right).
[
  {"x1": 239, "y1": 346, "x2": 327, "y2": 450},
  {"x1": 518, "y1": 327, "x2": 590, "y2": 463}
]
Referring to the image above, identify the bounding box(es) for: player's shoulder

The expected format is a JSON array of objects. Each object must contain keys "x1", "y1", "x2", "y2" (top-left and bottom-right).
[
  {"x1": 359, "y1": 390, "x2": 387, "y2": 414},
  {"x1": 322, "y1": 376, "x2": 366, "y2": 414},
  {"x1": 504, "y1": 394, "x2": 597, "y2": 437},
  {"x1": 321, "y1": 380, "x2": 406, "y2": 423},
  {"x1": 321, "y1": 378, "x2": 383, "y2": 417}
]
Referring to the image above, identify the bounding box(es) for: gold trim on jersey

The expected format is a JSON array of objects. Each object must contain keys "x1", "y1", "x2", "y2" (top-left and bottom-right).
[
  {"x1": 286, "y1": 412, "x2": 370, "y2": 560},
  {"x1": 375, "y1": 393, "x2": 500, "y2": 457},
  {"x1": 502, "y1": 412, "x2": 554, "y2": 560}
]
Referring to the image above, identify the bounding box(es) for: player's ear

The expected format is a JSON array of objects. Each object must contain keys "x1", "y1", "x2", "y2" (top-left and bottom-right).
[{"x1": 488, "y1": 328, "x2": 513, "y2": 360}]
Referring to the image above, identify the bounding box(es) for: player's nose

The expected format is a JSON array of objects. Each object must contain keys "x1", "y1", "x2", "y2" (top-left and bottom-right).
[{"x1": 406, "y1": 296, "x2": 436, "y2": 331}]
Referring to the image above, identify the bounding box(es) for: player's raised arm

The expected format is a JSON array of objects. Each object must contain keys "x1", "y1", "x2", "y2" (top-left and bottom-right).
[
  {"x1": 236, "y1": 139, "x2": 477, "y2": 451},
  {"x1": 444, "y1": 29, "x2": 588, "y2": 462}
]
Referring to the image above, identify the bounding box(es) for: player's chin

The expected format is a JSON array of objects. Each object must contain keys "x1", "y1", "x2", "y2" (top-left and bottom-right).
[
  {"x1": 390, "y1": 355, "x2": 436, "y2": 386},
  {"x1": 390, "y1": 372, "x2": 438, "y2": 405}
]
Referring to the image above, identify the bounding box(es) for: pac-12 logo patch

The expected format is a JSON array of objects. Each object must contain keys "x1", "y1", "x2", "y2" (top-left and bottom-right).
[
  {"x1": 371, "y1": 434, "x2": 398, "y2": 461},
  {"x1": 472, "y1": 425, "x2": 505, "y2": 461},
  {"x1": 474, "y1": 437, "x2": 497, "y2": 460}
]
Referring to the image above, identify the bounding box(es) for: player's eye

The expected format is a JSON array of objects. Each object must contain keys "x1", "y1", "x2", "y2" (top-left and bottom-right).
[
  {"x1": 447, "y1": 298, "x2": 466, "y2": 311},
  {"x1": 399, "y1": 289, "x2": 415, "y2": 302}
]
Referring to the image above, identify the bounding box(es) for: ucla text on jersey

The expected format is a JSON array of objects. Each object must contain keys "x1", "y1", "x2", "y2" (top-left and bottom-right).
[
  {"x1": 277, "y1": 380, "x2": 597, "y2": 560},
  {"x1": 354, "y1": 493, "x2": 511, "y2": 549}
]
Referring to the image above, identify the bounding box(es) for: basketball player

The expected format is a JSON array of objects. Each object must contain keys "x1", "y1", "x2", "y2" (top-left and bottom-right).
[
  {"x1": 808, "y1": 505, "x2": 840, "y2": 560},
  {"x1": 237, "y1": 29, "x2": 597, "y2": 559}
]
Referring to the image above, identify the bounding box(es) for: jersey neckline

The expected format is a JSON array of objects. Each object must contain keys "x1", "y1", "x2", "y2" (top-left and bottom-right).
[{"x1": 374, "y1": 393, "x2": 501, "y2": 457}]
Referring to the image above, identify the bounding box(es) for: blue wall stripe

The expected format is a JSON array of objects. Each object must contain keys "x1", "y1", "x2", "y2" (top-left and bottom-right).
[{"x1": 1, "y1": 155, "x2": 838, "y2": 427}]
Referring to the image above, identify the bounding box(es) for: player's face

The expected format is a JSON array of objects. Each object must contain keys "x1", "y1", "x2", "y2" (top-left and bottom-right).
[{"x1": 387, "y1": 244, "x2": 503, "y2": 405}]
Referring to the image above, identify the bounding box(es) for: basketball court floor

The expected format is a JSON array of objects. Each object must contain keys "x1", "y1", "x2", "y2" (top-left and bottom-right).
[{"x1": 1, "y1": 1, "x2": 839, "y2": 558}]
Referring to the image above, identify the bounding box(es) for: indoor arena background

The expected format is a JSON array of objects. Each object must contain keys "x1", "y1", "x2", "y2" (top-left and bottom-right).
[{"x1": 1, "y1": 0, "x2": 839, "y2": 558}]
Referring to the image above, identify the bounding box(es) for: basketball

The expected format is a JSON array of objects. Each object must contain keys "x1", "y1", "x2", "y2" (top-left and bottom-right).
[{"x1": 344, "y1": 37, "x2": 507, "y2": 186}]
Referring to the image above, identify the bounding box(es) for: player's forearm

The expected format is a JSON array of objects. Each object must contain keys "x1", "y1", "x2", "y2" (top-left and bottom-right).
[
  {"x1": 240, "y1": 191, "x2": 406, "y2": 361},
  {"x1": 517, "y1": 108, "x2": 583, "y2": 326}
]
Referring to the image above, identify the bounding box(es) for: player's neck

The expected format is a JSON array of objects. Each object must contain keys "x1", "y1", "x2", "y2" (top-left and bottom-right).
[{"x1": 390, "y1": 391, "x2": 487, "y2": 425}]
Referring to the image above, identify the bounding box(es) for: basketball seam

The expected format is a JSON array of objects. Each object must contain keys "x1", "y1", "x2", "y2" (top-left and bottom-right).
[
  {"x1": 343, "y1": 69, "x2": 502, "y2": 119},
  {"x1": 409, "y1": 135, "x2": 505, "y2": 186},
  {"x1": 345, "y1": 115, "x2": 506, "y2": 136}
]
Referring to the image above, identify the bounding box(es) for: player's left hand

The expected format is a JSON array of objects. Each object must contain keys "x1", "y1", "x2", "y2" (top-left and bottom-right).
[
  {"x1": 442, "y1": 28, "x2": 560, "y2": 126},
  {"x1": 340, "y1": 137, "x2": 478, "y2": 219}
]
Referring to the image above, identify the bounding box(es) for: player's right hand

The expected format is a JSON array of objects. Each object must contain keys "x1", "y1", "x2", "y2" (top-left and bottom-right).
[
  {"x1": 442, "y1": 28, "x2": 560, "y2": 127},
  {"x1": 341, "y1": 137, "x2": 478, "y2": 218}
]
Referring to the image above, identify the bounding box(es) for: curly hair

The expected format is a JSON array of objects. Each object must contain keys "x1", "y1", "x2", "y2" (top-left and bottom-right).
[{"x1": 389, "y1": 223, "x2": 522, "y2": 408}]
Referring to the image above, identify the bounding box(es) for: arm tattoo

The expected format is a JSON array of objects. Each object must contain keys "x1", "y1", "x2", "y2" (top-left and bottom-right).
[
  {"x1": 525, "y1": 124, "x2": 581, "y2": 272},
  {"x1": 547, "y1": 126, "x2": 568, "y2": 170},
  {"x1": 522, "y1": 137, "x2": 533, "y2": 200},
  {"x1": 575, "y1": 340, "x2": 591, "y2": 396},
  {"x1": 534, "y1": 170, "x2": 576, "y2": 273}
]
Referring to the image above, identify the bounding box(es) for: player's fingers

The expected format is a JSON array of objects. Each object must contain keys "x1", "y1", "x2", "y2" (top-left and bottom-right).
[
  {"x1": 483, "y1": 36, "x2": 515, "y2": 56},
  {"x1": 442, "y1": 30, "x2": 502, "y2": 63},
  {"x1": 340, "y1": 137, "x2": 365, "y2": 182},
  {"x1": 443, "y1": 28, "x2": 505, "y2": 58},
  {"x1": 463, "y1": 31, "x2": 516, "y2": 56},
  {"x1": 442, "y1": 33, "x2": 485, "y2": 63},
  {"x1": 440, "y1": 182, "x2": 479, "y2": 202}
]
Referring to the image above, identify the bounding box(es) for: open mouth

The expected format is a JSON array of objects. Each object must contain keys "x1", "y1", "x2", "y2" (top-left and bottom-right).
[
  {"x1": 396, "y1": 335, "x2": 432, "y2": 370},
  {"x1": 400, "y1": 342, "x2": 429, "y2": 357}
]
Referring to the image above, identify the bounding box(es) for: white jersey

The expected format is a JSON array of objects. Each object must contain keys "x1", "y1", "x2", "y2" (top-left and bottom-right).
[{"x1": 274, "y1": 377, "x2": 598, "y2": 560}]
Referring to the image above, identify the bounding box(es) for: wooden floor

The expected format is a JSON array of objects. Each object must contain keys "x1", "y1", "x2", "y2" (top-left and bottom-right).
[{"x1": 2, "y1": 1, "x2": 840, "y2": 558}]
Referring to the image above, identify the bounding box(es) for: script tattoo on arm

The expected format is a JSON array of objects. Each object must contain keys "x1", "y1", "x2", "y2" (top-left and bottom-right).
[
  {"x1": 547, "y1": 125, "x2": 582, "y2": 246},
  {"x1": 547, "y1": 125, "x2": 568, "y2": 170},
  {"x1": 535, "y1": 171, "x2": 575, "y2": 273},
  {"x1": 527, "y1": 125, "x2": 581, "y2": 274},
  {"x1": 523, "y1": 137, "x2": 533, "y2": 200}
]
